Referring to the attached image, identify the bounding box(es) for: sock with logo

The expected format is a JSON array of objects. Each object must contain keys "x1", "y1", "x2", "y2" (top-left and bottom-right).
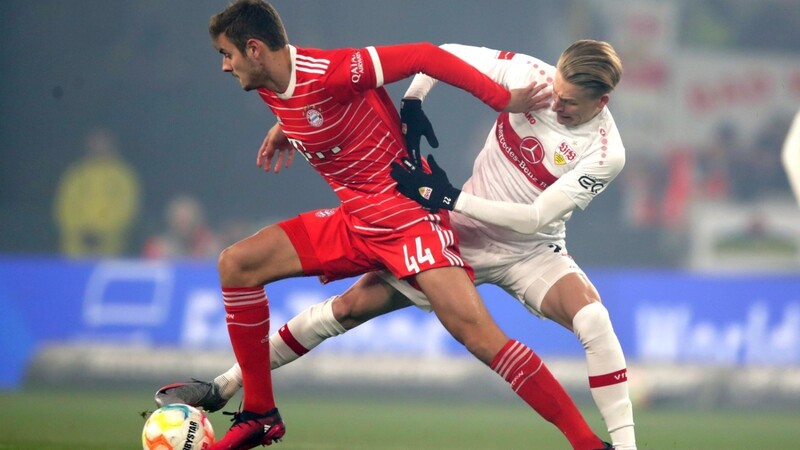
[
  {"x1": 574, "y1": 302, "x2": 636, "y2": 449},
  {"x1": 491, "y1": 339, "x2": 605, "y2": 450},
  {"x1": 222, "y1": 286, "x2": 274, "y2": 414},
  {"x1": 216, "y1": 295, "x2": 347, "y2": 400}
]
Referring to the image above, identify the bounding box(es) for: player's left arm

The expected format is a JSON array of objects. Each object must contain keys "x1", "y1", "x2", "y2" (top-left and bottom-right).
[
  {"x1": 353, "y1": 43, "x2": 542, "y2": 114},
  {"x1": 373, "y1": 43, "x2": 510, "y2": 110}
]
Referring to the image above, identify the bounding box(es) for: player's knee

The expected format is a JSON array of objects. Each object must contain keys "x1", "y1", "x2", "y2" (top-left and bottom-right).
[
  {"x1": 217, "y1": 244, "x2": 238, "y2": 274},
  {"x1": 457, "y1": 326, "x2": 505, "y2": 363},
  {"x1": 572, "y1": 302, "x2": 614, "y2": 346},
  {"x1": 217, "y1": 243, "x2": 257, "y2": 286},
  {"x1": 330, "y1": 295, "x2": 361, "y2": 329}
]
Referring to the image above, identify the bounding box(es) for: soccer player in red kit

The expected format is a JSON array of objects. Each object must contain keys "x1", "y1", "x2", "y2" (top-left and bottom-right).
[{"x1": 175, "y1": 1, "x2": 611, "y2": 449}]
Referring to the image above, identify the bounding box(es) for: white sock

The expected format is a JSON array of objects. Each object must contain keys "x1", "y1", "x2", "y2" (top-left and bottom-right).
[
  {"x1": 573, "y1": 302, "x2": 636, "y2": 450},
  {"x1": 214, "y1": 364, "x2": 243, "y2": 401},
  {"x1": 214, "y1": 296, "x2": 346, "y2": 399},
  {"x1": 270, "y1": 296, "x2": 346, "y2": 368}
]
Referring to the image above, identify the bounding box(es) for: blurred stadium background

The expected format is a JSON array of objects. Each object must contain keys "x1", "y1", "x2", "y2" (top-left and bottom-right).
[{"x1": 1, "y1": 1, "x2": 799, "y2": 449}]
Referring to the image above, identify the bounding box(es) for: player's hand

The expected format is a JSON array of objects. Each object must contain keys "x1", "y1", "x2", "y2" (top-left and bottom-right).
[
  {"x1": 257, "y1": 123, "x2": 295, "y2": 173},
  {"x1": 390, "y1": 154, "x2": 460, "y2": 212},
  {"x1": 400, "y1": 98, "x2": 439, "y2": 165},
  {"x1": 503, "y1": 81, "x2": 552, "y2": 113}
]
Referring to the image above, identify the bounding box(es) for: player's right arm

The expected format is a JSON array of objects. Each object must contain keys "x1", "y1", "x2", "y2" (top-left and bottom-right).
[
  {"x1": 391, "y1": 155, "x2": 578, "y2": 235},
  {"x1": 393, "y1": 143, "x2": 624, "y2": 235},
  {"x1": 455, "y1": 185, "x2": 577, "y2": 235}
]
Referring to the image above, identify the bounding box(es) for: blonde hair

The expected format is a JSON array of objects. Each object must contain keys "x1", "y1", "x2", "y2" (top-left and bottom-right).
[{"x1": 557, "y1": 40, "x2": 623, "y2": 99}]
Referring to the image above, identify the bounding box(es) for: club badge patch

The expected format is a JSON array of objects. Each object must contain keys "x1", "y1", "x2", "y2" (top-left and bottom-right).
[
  {"x1": 305, "y1": 107, "x2": 324, "y2": 127},
  {"x1": 419, "y1": 187, "x2": 433, "y2": 200}
]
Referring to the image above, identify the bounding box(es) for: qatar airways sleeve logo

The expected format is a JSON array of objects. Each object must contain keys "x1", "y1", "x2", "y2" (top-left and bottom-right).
[{"x1": 350, "y1": 52, "x2": 365, "y2": 84}]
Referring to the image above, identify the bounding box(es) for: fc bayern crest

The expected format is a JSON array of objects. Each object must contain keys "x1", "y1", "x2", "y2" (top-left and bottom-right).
[{"x1": 305, "y1": 107, "x2": 324, "y2": 127}]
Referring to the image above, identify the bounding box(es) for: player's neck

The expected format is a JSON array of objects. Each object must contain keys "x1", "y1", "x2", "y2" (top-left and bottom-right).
[{"x1": 262, "y1": 46, "x2": 292, "y2": 93}]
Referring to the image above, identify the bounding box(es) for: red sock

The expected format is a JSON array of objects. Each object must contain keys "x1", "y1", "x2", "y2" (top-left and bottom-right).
[
  {"x1": 491, "y1": 340, "x2": 604, "y2": 450},
  {"x1": 223, "y1": 286, "x2": 275, "y2": 414}
]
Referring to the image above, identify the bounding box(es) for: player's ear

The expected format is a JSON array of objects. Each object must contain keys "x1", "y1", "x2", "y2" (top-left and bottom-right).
[
  {"x1": 246, "y1": 38, "x2": 261, "y2": 57},
  {"x1": 597, "y1": 93, "x2": 610, "y2": 108}
]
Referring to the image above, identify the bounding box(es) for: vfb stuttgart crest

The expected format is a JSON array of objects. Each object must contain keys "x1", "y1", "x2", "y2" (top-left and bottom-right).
[{"x1": 305, "y1": 107, "x2": 324, "y2": 127}]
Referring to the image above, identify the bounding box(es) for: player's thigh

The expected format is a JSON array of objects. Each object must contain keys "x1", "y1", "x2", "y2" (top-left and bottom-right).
[
  {"x1": 539, "y1": 272, "x2": 601, "y2": 331},
  {"x1": 218, "y1": 223, "x2": 303, "y2": 286},
  {"x1": 415, "y1": 266, "x2": 507, "y2": 362},
  {"x1": 498, "y1": 242, "x2": 583, "y2": 317}
]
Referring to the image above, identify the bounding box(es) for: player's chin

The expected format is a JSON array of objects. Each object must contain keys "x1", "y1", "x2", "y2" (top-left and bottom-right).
[
  {"x1": 556, "y1": 115, "x2": 575, "y2": 126},
  {"x1": 237, "y1": 78, "x2": 255, "y2": 91}
]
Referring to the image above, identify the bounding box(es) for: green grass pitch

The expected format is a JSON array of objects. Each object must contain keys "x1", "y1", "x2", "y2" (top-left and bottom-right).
[{"x1": 0, "y1": 387, "x2": 798, "y2": 449}]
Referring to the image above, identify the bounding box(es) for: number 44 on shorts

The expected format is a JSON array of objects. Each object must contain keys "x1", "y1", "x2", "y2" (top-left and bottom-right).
[{"x1": 403, "y1": 236, "x2": 435, "y2": 273}]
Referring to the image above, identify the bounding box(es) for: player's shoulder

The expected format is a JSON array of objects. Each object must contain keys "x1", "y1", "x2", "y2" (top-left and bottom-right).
[
  {"x1": 596, "y1": 108, "x2": 625, "y2": 153},
  {"x1": 572, "y1": 110, "x2": 625, "y2": 173},
  {"x1": 295, "y1": 46, "x2": 340, "y2": 61}
]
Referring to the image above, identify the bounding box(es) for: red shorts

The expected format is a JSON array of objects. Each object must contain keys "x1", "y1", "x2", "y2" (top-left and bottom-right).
[{"x1": 278, "y1": 207, "x2": 474, "y2": 283}]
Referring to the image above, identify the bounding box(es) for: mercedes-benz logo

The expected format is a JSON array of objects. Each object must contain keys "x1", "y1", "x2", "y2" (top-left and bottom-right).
[{"x1": 519, "y1": 137, "x2": 544, "y2": 164}]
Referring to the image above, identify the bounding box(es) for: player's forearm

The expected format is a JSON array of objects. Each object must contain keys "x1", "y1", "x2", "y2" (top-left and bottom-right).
[
  {"x1": 375, "y1": 43, "x2": 510, "y2": 111},
  {"x1": 454, "y1": 188, "x2": 576, "y2": 234},
  {"x1": 403, "y1": 44, "x2": 500, "y2": 102}
]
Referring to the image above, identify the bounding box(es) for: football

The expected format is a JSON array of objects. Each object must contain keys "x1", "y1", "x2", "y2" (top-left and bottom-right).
[{"x1": 142, "y1": 403, "x2": 215, "y2": 450}]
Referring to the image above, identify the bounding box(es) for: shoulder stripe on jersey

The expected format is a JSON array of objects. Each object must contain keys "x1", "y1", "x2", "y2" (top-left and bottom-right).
[
  {"x1": 296, "y1": 60, "x2": 328, "y2": 70},
  {"x1": 296, "y1": 54, "x2": 329, "y2": 75},
  {"x1": 296, "y1": 54, "x2": 330, "y2": 65},
  {"x1": 497, "y1": 50, "x2": 516, "y2": 60},
  {"x1": 366, "y1": 46, "x2": 383, "y2": 87},
  {"x1": 296, "y1": 66, "x2": 325, "y2": 75}
]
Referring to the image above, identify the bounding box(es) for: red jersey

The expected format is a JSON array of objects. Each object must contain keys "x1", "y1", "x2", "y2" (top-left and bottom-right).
[{"x1": 258, "y1": 43, "x2": 510, "y2": 233}]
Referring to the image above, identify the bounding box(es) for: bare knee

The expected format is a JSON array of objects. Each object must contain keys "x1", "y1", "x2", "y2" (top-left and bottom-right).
[
  {"x1": 330, "y1": 295, "x2": 362, "y2": 330},
  {"x1": 446, "y1": 321, "x2": 506, "y2": 364},
  {"x1": 217, "y1": 243, "x2": 259, "y2": 287}
]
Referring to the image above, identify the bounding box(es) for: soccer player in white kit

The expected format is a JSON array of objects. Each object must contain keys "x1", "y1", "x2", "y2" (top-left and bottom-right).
[
  {"x1": 158, "y1": 40, "x2": 630, "y2": 449},
  {"x1": 391, "y1": 40, "x2": 634, "y2": 449}
]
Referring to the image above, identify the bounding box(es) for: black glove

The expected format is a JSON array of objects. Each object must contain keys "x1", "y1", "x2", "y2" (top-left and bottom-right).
[
  {"x1": 390, "y1": 154, "x2": 460, "y2": 212},
  {"x1": 400, "y1": 98, "x2": 439, "y2": 165}
]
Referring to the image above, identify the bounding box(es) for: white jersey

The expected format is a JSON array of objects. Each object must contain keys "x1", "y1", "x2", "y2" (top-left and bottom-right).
[{"x1": 406, "y1": 44, "x2": 625, "y2": 250}]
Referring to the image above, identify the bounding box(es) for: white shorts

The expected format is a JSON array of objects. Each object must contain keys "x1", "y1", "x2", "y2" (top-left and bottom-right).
[{"x1": 378, "y1": 221, "x2": 584, "y2": 318}]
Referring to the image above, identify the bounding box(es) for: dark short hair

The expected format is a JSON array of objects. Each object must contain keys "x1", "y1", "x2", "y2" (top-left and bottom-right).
[{"x1": 209, "y1": 0, "x2": 288, "y2": 54}]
